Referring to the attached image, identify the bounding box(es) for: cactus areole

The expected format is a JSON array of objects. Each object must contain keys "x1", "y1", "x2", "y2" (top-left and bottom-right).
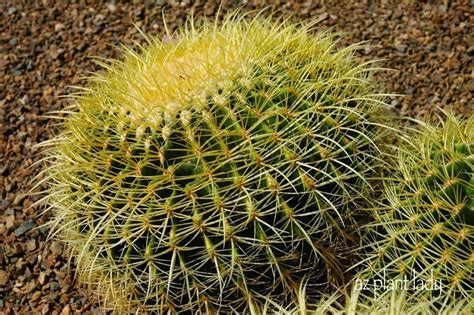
[{"x1": 43, "y1": 15, "x2": 392, "y2": 313}]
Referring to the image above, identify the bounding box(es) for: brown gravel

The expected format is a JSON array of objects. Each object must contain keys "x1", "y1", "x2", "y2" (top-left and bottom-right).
[{"x1": 1, "y1": 1, "x2": 473, "y2": 314}]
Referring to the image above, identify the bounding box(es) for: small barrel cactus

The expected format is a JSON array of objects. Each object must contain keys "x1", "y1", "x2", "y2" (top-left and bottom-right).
[
  {"x1": 358, "y1": 113, "x2": 473, "y2": 304},
  {"x1": 42, "y1": 14, "x2": 393, "y2": 313}
]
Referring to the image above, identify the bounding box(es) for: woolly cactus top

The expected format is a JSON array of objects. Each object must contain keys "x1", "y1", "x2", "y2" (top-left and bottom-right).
[
  {"x1": 43, "y1": 14, "x2": 393, "y2": 313},
  {"x1": 74, "y1": 17, "x2": 372, "y2": 126}
]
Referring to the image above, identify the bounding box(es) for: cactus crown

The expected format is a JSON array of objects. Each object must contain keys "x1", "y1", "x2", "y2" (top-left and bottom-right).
[
  {"x1": 359, "y1": 112, "x2": 473, "y2": 303},
  {"x1": 41, "y1": 13, "x2": 393, "y2": 313}
]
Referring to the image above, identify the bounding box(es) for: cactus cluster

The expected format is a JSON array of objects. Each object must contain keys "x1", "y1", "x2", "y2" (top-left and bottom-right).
[
  {"x1": 40, "y1": 9, "x2": 473, "y2": 314},
  {"x1": 357, "y1": 113, "x2": 473, "y2": 304},
  {"x1": 42, "y1": 15, "x2": 393, "y2": 313}
]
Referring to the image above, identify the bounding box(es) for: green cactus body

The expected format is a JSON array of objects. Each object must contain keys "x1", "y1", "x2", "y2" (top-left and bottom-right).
[
  {"x1": 43, "y1": 16, "x2": 392, "y2": 313},
  {"x1": 360, "y1": 114, "x2": 474, "y2": 304}
]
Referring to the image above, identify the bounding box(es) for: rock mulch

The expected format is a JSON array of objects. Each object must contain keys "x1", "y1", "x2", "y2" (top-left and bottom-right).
[{"x1": 0, "y1": 1, "x2": 472, "y2": 314}]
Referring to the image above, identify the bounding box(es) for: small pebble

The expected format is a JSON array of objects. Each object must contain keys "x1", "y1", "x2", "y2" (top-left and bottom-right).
[
  {"x1": 107, "y1": 3, "x2": 117, "y2": 13},
  {"x1": 0, "y1": 270, "x2": 9, "y2": 286},
  {"x1": 26, "y1": 239, "x2": 37, "y2": 252},
  {"x1": 50, "y1": 282, "x2": 59, "y2": 291},
  {"x1": 50, "y1": 241, "x2": 63, "y2": 256},
  {"x1": 61, "y1": 304, "x2": 71, "y2": 315},
  {"x1": 38, "y1": 271, "x2": 46, "y2": 285},
  {"x1": 13, "y1": 193, "x2": 26, "y2": 206},
  {"x1": 14, "y1": 220, "x2": 34, "y2": 236},
  {"x1": 6, "y1": 215, "x2": 15, "y2": 229},
  {"x1": 31, "y1": 291, "x2": 42, "y2": 302},
  {"x1": 54, "y1": 23, "x2": 64, "y2": 32}
]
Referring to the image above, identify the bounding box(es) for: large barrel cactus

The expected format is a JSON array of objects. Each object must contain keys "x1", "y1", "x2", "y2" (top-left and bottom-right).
[
  {"x1": 42, "y1": 15, "x2": 393, "y2": 313},
  {"x1": 358, "y1": 113, "x2": 473, "y2": 305}
]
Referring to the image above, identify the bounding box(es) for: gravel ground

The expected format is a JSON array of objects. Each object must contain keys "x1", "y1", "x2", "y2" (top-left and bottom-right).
[{"x1": 1, "y1": 1, "x2": 473, "y2": 314}]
